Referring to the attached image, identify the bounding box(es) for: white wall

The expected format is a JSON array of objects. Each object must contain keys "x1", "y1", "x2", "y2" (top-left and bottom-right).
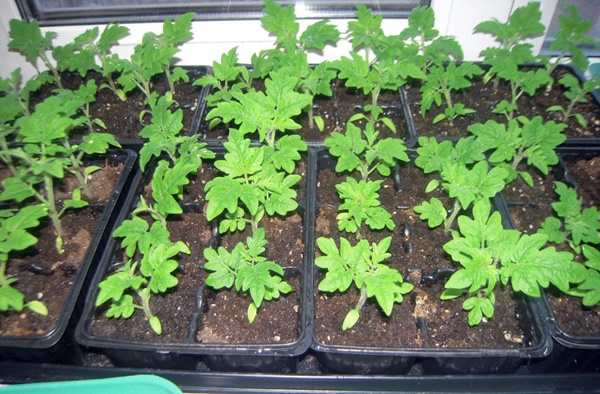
[{"x1": 0, "y1": 0, "x2": 558, "y2": 80}]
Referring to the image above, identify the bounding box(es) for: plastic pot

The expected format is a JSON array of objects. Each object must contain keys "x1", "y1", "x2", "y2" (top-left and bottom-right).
[
  {"x1": 75, "y1": 147, "x2": 311, "y2": 372},
  {"x1": 0, "y1": 149, "x2": 137, "y2": 364}
]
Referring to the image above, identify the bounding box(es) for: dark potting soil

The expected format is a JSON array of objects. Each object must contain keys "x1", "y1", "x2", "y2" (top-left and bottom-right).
[
  {"x1": 502, "y1": 156, "x2": 600, "y2": 338},
  {"x1": 314, "y1": 162, "x2": 531, "y2": 350},
  {"x1": 405, "y1": 68, "x2": 600, "y2": 139},
  {"x1": 30, "y1": 70, "x2": 205, "y2": 141},
  {"x1": 0, "y1": 163, "x2": 125, "y2": 337}
]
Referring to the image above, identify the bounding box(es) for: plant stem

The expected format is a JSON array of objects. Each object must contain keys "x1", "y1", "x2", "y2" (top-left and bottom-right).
[
  {"x1": 43, "y1": 174, "x2": 64, "y2": 253},
  {"x1": 444, "y1": 199, "x2": 462, "y2": 234}
]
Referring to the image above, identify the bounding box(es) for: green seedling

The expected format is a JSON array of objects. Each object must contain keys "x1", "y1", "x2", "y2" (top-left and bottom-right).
[
  {"x1": 547, "y1": 74, "x2": 600, "y2": 128},
  {"x1": 544, "y1": 4, "x2": 600, "y2": 78},
  {"x1": 0, "y1": 205, "x2": 49, "y2": 316},
  {"x1": 332, "y1": 5, "x2": 425, "y2": 129},
  {"x1": 467, "y1": 116, "x2": 566, "y2": 187},
  {"x1": 204, "y1": 129, "x2": 301, "y2": 234},
  {"x1": 316, "y1": 236, "x2": 413, "y2": 330},
  {"x1": 413, "y1": 136, "x2": 502, "y2": 233},
  {"x1": 118, "y1": 13, "x2": 195, "y2": 101},
  {"x1": 442, "y1": 200, "x2": 585, "y2": 326},
  {"x1": 419, "y1": 61, "x2": 483, "y2": 124},
  {"x1": 204, "y1": 228, "x2": 292, "y2": 323},
  {"x1": 53, "y1": 24, "x2": 130, "y2": 100},
  {"x1": 206, "y1": 69, "x2": 312, "y2": 150},
  {"x1": 55, "y1": 79, "x2": 106, "y2": 134},
  {"x1": 398, "y1": 5, "x2": 464, "y2": 75},
  {"x1": 538, "y1": 181, "x2": 600, "y2": 254},
  {"x1": 193, "y1": 47, "x2": 253, "y2": 115},
  {"x1": 0, "y1": 95, "x2": 120, "y2": 253},
  {"x1": 8, "y1": 19, "x2": 64, "y2": 88}
]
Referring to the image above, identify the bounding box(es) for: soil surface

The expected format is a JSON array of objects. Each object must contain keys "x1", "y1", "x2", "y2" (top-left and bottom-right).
[
  {"x1": 0, "y1": 160, "x2": 126, "y2": 337},
  {"x1": 405, "y1": 67, "x2": 600, "y2": 140},
  {"x1": 502, "y1": 152, "x2": 600, "y2": 338},
  {"x1": 313, "y1": 157, "x2": 534, "y2": 350}
]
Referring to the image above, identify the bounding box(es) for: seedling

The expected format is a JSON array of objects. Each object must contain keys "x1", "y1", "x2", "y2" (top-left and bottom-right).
[
  {"x1": 8, "y1": 19, "x2": 64, "y2": 88},
  {"x1": 475, "y1": 2, "x2": 550, "y2": 120},
  {"x1": 547, "y1": 74, "x2": 600, "y2": 128},
  {"x1": 0, "y1": 205, "x2": 49, "y2": 316},
  {"x1": 204, "y1": 228, "x2": 292, "y2": 323},
  {"x1": 333, "y1": 5, "x2": 425, "y2": 129},
  {"x1": 442, "y1": 200, "x2": 585, "y2": 326},
  {"x1": 95, "y1": 94, "x2": 212, "y2": 334},
  {"x1": 398, "y1": 5, "x2": 464, "y2": 75},
  {"x1": 193, "y1": 47, "x2": 252, "y2": 113},
  {"x1": 0, "y1": 95, "x2": 120, "y2": 252},
  {"x1": 118, "y1": 13, "x2": 195, "y2": 101},
  {"x1": 413, "y1": 136, "x2": 505, "y2": 234},
  {"x1": 55, "y1": 79, "x2": 107, "y2": 134},
  {"x1": 206, "y1": 69, "x2": 312, "y2": 150},
  {"x1": 204, "y1": 129, "x2": 301, "y2": 234},
  {"x1": 538, "y1": 181, "x2": 600, "y2": 254},
  {"x1": 253, "y1": 0, "x2": 340, "y2": 131},
  {"x1": 316, "y1": 236, "x2": 413, "y2": 330},
  {"x1": 53, "y1": 24, "x2": 130, "y2": 100},
  {"x1": 96, "y1": 191, "x2": 191, "y2": 335},
  {"x1": 419, "y1": 61, "x2": 483, "y2": 124},
  {"x1": 467, "y1": 116, "x2": 566, "y2": 187},
  {"x1": 543, "y1": 4, "x2": 600, "y2": 77}
]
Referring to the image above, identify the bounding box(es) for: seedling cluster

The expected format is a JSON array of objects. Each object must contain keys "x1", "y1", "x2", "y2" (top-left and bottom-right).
[{"x1": 2, "y1": 0, "x2": 599, "y2": 336}]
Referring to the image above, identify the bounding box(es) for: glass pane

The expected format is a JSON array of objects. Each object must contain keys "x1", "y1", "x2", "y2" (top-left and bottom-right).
[
  {"x1": 543, "y1": 0, "x2": 600, "y2": 56},
  {"x1": 19, "y1": 0, "x2": 429, "y2": 25}
]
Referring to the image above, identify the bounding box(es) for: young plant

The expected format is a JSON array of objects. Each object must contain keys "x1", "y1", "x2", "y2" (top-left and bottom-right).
[
  {"x1": 8, "y1": 19, "x2": 64, "y2": 89},
  {"x1": 0, "y1": 94, "x2": 120, "y2": 252},
  {"x1": 475, "y1": 2, "x2": 550, "y2": 120},
  {"x1": 55, "y1": 79, "x2": 107, "y2": 134},
  {"x1": 96, "y1": 95, "x2": 213, "y2": 334},
  {"x1": 442, "y1": 199, "x2": 585, "y2": 326},
  {"x1": 547, "y1": 74, "x2": 600, "y2": 128},
  {"x1": 204, "y1": 228, "x2": 292, "y2": 323},
  {"x1": 413, "y1": 136, "x2": 502, "y2": 233},
  {"x1": 193, "y1": 47, "x2": 252, "y2": 113},
  {"x1": 467, "y1": 116, "x2": 567, "y2": 187},
  {"x1": 118, "y1": 13, "x2": 195, "y2": 101},
  {"x1": 323, "y1": 121, "x2": 408, "y2": 235},
  {"x1": 95, "y1": 191, "x2": 191, "y2": 335},
  {"x1": 137, "y1": 93, "x2": 211, "y2": 171},
  {"x1": 0, "y1": 205, "x2": 49, "y2": 316},
  {"x1": 204, "y1": 129, "x2": 301, "y2": 234},
  {"x1": 419, "y1": 61, "x2": 483, "y2": 124},
  {"x1": 203, "y1": 129, "x2": 299, "y2": 322},
  {"x1": 398, "y1": 5, "x2": 464, "y2": 76},
  {"x1": 543, "y1": 4, "x2": 600, "y2": 77},
  {"x1": 316, "y1": 236, "x2": 413, "y2": 330},
  {"x1": 206, "y1": 69, "x2": 312, "y2": 152},
  {"x1": 253, "y1": 0, "x2": 340, "y2": 131},
  {"x1": 53, "y1": 24, "x2": 130, "y2": 100},
  {"x1": 332, "y1": 5, "x2": 425, "y2": 129},
  {"x1": 538, "y1": 181, "x2": 600, "y2": 254}
]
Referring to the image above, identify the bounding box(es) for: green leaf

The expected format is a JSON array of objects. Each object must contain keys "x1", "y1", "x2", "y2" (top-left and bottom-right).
[
  {"x1": 414, "y1": 198, "x2": 447, "y2": 228},
  {"x1": 149, "y1": 316, "x2": 163, "y2": 335},
  {"x1": 26, "y1": 300, "x2": 48, "y2": 316},
  {"x1": 342, "y1": 308, "x2": 360, "y2": 330}
]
